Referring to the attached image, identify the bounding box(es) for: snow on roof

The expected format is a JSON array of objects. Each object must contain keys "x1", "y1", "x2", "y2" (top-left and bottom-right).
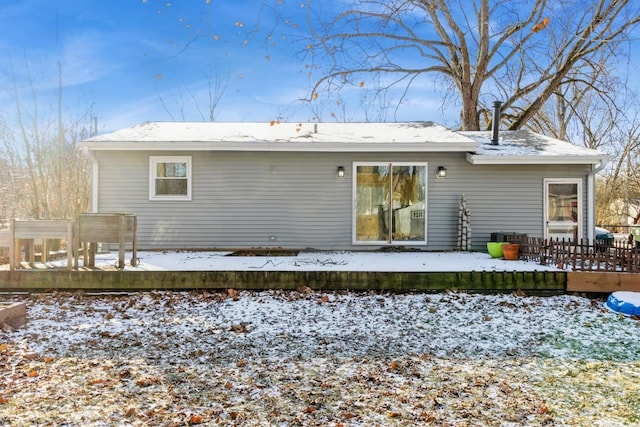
[
  {"x1": 81, "y1": 122, "x2": 608, "y2": 164},
  {"x1": 463, "y1": 130, "x2": 608, "y2": 164},
  {"x1": 85, "y1": 121, "x2": 474, "y2": 147}
]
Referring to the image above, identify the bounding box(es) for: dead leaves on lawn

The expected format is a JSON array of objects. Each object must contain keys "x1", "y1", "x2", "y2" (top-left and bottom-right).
[{"x1": 1, "y1": 291, "x2": 639, "y2": 425}]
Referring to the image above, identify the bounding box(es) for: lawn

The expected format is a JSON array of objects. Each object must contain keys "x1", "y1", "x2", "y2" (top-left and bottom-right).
[{"x1": 1, "y1": 290, "x2": 639, "y2": 426}]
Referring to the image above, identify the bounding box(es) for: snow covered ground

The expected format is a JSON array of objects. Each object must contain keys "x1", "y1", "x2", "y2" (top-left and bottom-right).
[
  {"x1": 54, "y1": 249, "x2": 562, "y2": 272},
  {"x1": 1, "y1": 289, "x2": 640, "y2": 426}
]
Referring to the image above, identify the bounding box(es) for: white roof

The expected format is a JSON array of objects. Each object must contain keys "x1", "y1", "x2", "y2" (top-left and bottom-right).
[
  {"x1": 462, "y1": 130, "x2": 608, "y2": 165},
  {"x1": 82, "y1": 121, "x2": 478, "y2": 153},
  {"x1": 81, "y1": 121, "x2": 608, "y2": 164}
]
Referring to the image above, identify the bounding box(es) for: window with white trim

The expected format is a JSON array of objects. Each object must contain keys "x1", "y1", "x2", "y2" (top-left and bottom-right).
[{"x1": 149, "y1": 156, "x2": 192, "y2": 201}]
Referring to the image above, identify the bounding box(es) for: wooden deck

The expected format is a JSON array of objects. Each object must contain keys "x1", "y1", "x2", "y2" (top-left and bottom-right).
[
  {"x1": 567, "y1": 272, "x2": 640, "y2": 293},
  {"x1": 0, "y1": 268, "x2": 566, "y2": 294},
  {"x1": 2, "y1": 251, "x2": 638, "y2": 294},
  {"x1": 1, "y1": 268, "x2": 638, "y2": 294}
]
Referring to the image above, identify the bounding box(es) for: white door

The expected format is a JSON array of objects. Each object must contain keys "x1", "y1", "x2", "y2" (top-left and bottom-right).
[{"x1": 544, "y1": 179, "x2": 582, "y2": 241}]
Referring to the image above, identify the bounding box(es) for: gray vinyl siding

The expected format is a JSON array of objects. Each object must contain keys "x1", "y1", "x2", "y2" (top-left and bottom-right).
[{"x1": 95, "y1": 151, "x2": 591, "y2": 251}]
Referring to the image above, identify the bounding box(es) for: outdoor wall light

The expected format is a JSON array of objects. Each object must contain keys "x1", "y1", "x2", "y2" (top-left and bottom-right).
[
  {"x1": 337, "y1": 166, "x2": 345, "y2": 177},
  {"x1": 437, "y1": 166, "x2": 447, "y2": 178}
]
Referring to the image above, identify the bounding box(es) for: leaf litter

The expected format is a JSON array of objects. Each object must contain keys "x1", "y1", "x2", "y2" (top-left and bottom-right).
[{"x1": 1, "y1": 290, "x2": 640, "y2": 426}]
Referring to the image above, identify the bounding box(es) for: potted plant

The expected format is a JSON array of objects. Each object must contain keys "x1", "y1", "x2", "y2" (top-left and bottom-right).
[
  {"x1": 502, "y1": 243, "x2": 520, "y2": 260},
  {"x1": 486, "y1": 242, "x2": 507, "y2": 258}
]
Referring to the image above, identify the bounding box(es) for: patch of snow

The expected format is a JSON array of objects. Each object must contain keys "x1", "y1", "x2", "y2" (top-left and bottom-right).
[
  {"x1": 462, "y1": 130, "x2": 606, "y2": 159},
  {"x1": 1, "y1": 291, "x2": 639, "y2": 425},
  {"x1": 53, "y1": 250, "x2": 561, "y2": 272},
  {"x1": 86, "y1": 122, "x2": 474, "y2": 144}
]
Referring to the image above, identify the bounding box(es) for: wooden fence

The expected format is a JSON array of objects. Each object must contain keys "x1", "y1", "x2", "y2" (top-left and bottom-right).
[{"x1": 513, "y1": 236, "x2": 640, "y2": 273}]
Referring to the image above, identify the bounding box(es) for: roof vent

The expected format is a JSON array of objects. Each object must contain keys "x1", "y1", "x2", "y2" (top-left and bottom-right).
[{"x1": 491, "y1": 101, "x2": 502, "y2": 145}]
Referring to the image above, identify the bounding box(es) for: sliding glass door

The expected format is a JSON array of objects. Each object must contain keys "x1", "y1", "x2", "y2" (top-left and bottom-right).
[{"x1": 354, "y1": 163, "x2": 427, "y2": 244}]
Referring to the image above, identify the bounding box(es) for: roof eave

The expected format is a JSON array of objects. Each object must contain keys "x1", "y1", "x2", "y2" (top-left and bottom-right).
[
  {"x1": 466, "y1": 153, "x2": 610, "y2": 165},
  {"x1": 79, "y1": 140, "x2": 480, "y2": 153}
]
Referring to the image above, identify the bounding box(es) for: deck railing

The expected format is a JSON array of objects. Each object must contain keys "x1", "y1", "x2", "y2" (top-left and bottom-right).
[{"x1": 512, "y1": 236, "x2": 640, "y2": 272}]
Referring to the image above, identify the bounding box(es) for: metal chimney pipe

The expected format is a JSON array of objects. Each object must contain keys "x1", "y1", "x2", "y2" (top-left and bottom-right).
[{"x1": 491, "y1": 101, "x2": 502, "y2": 145}]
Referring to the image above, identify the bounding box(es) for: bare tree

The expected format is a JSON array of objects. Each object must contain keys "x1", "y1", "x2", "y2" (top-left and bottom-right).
[
  {"x1": 157, "y1": 70, "x2": 228, "y2": 122},
  {"x1": 595, "y1": 114, "x2": 640, "y2": 227},
  {"x1": 300, "y1": 0, "x2": 640, "y2": 130},
  {"x1": 0, "y1": 61, "x2": 92, "y2": 220}
]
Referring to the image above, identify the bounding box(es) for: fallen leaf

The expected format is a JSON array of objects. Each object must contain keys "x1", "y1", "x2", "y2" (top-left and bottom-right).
[
  {"x1": 28, "y1": 369, "x2": 38, "y2": 378},
  {"x1": 136, "y1": 377, "x2": 159, "y2": 387},
  {"x1": 229, "y1": 323, "x2": 249, "y2": 333},
  {"x1": 420, "y1": 412, "x2": 436, "y2": 422},
  {"x1": 227, "y1": 289, "x2": 239, "y2": 300},
  {"x1": 189, "y1": 414, "x2": 204, "y2": 424}
]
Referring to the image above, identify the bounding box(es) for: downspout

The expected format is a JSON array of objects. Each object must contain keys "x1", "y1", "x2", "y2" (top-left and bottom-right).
[
  {"x1": 83, "y1": 147, "x2": 99, "y2": 213},
  {"x1": 587, "y1": 159, "x2": 608, "y2": 241}
]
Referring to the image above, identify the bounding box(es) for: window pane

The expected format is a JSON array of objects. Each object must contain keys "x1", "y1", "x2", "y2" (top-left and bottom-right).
[
  {"x1": 156, "y1": 162, "x2": 187, "y2": 178},
  {"x1": 391, "y1": 165, "x2": 426, "y2": 241},
  {"x1": 355, "y1": 165, "x2": 388, "y2": 241},
  {"x1": 156, "y1": 178, "x2": 188, "y2": 195},
  {"x1": 548, "y1": 183, "x2": 578, "y2": 221}
]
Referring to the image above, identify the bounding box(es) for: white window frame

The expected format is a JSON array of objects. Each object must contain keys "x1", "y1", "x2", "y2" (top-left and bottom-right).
[
  {"x1": 149, "y1": 156, "x2": 192, "y2": 201},
  {"x1": 543, "y1": 178, "x2": 582, "y2": 241}
]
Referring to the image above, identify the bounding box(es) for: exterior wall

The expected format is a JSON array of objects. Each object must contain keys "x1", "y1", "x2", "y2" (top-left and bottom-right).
[{"x1": 95, "y1": 150, "x2": 591, "y2": 251}]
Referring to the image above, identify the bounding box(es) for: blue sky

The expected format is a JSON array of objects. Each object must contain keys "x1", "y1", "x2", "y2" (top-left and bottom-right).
[
  {"x1": 4, "y1": 1, "x2": 636, "y2": 138},
  {"x1": 0, "y1": 0, "x2": 453, "y2": 134}
]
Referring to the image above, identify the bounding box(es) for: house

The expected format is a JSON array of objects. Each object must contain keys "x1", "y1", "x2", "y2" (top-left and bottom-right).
[{"x1": 79, "y1": 120, "x2": 608, "y2": 252}]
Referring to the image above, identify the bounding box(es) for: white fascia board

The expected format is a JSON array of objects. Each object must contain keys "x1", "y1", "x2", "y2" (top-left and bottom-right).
[
  {"x1": 79, "y1": 140, "x2": 480, "y2": 153},
  {"x1": 466, "y1": 153, "x2": 609, "y2": 165}
]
